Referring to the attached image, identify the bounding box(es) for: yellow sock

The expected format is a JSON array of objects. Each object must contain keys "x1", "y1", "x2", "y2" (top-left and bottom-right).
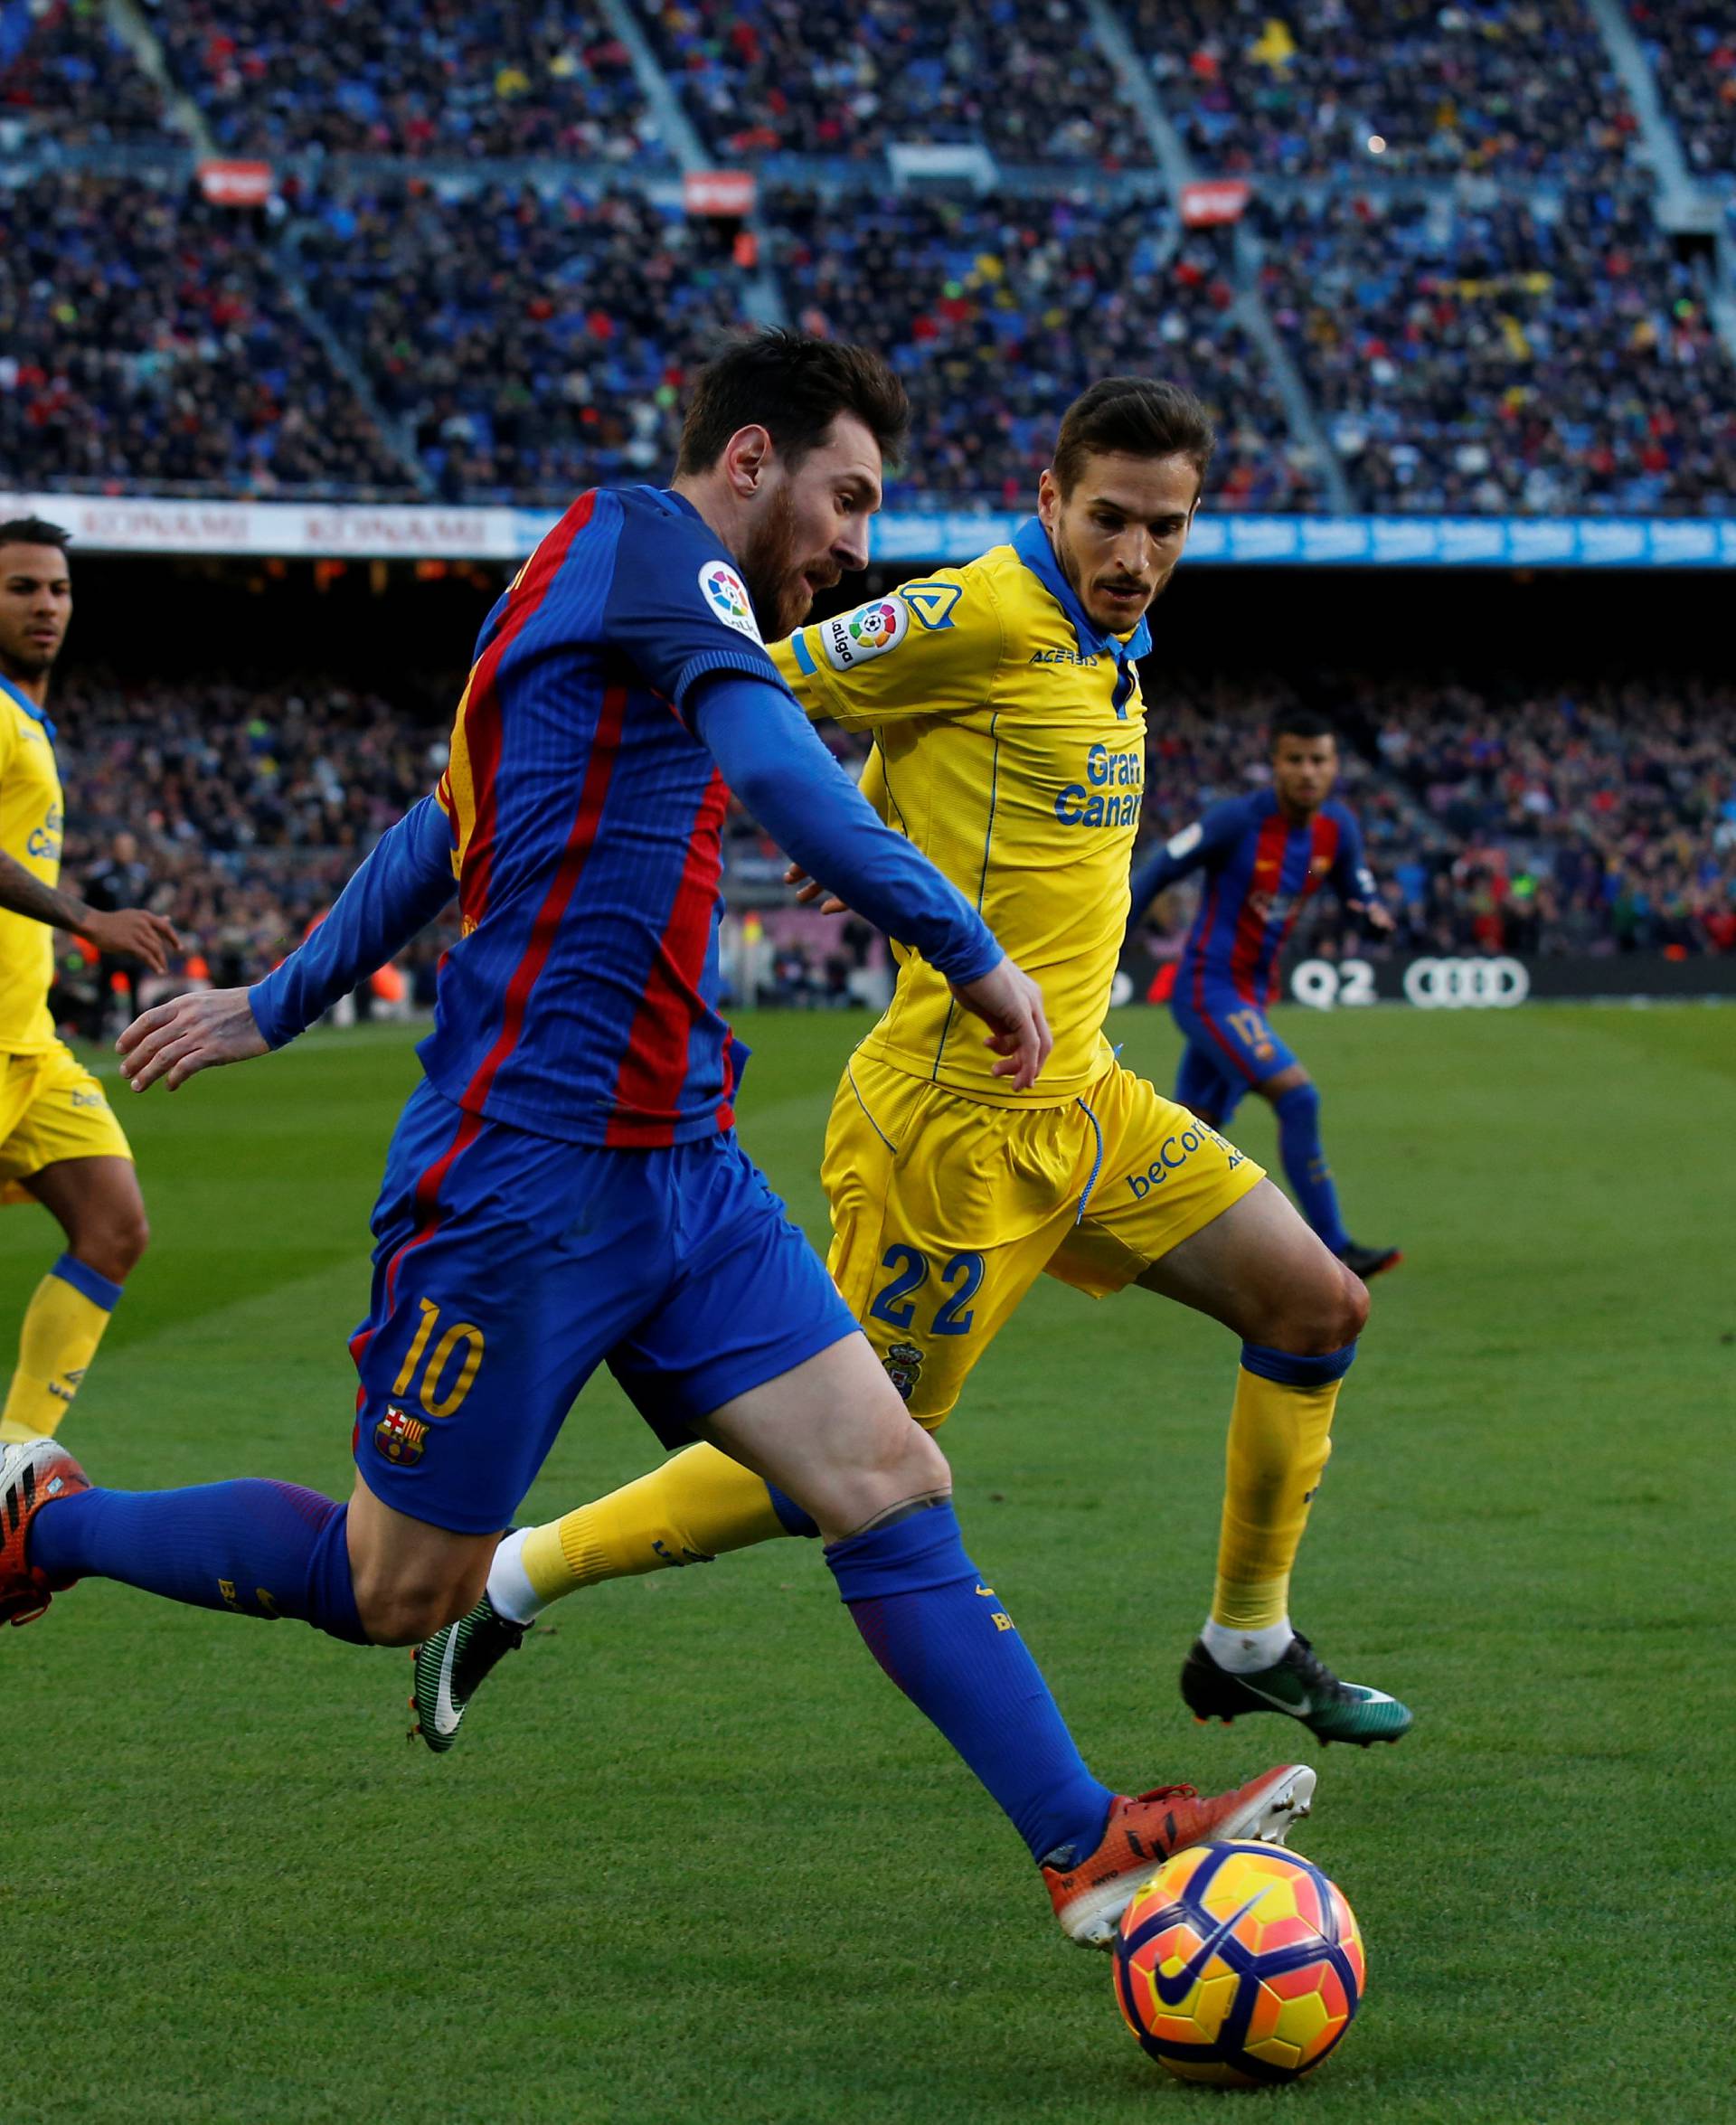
[
  {"x1": 0, "y1": 1254, "x2": 123, "y2": 1444},
  {"x1": 1211, "y1": 1361, "x2": 1343, "y2": 1634},
  {"x1": 520, "y1": 1444, "x2": 791, "y2": 1602}
]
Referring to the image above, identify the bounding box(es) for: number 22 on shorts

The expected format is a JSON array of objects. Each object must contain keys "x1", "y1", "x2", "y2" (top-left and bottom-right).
[{"x1": 868, "y1": 1245, "x2": 985, "y2": 1336}]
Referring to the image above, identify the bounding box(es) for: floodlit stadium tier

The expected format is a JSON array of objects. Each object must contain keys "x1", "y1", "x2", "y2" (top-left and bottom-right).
[
  {"x1": 1254, "y1": 184, "x2": 1736, "y2": 515},
  {"x1": 1625, "y1": 3, "x2": 1736, "y2": 177},
  {"x1": 0, "y1": 171, "x2": 414, "y2": 496},
  {"x1": 769, "y1": 190, "x2": 1322, "y2": 509},
  {"x1": 289, "y1": 180, "x2": 758, "y2": 505},
  {"x1": 156, "y1": 0, "x2": 659, "y2": 160},
  {"x1": 0, "y1": 0, "x2": 166, "y2": 142},
  {"x1": 1123, "y1": 0, "x2": 1640, "y2": 178},
  {"x1": 646, "y1": 0, "x2": 1155, "y2": 164}
]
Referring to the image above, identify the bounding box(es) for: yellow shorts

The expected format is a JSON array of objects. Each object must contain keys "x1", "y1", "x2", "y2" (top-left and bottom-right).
[
  {"x1": 822, "y1": 1052, "x2": 1265, "y2": 1427},
  {"x1": 0, "y1": 1042, "x2": 133, "y2": 1205}
]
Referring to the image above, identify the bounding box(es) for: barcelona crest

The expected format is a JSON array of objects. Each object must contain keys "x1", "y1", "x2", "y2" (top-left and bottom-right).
[{"x1": 373, "y1": 1406, "x2": 429, "y2": 1466}]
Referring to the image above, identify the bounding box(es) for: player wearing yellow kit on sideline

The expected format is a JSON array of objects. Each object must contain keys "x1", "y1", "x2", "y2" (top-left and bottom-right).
[
  {"x1": 0, "y1": 519, "x2": 178, "y2": 1446},
  {"x1": 415, "y1": 382, "x2": 1413, "y2": 1753}
]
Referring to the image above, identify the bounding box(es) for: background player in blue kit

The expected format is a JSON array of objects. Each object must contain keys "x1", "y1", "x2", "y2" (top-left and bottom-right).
[
  {"x1": 1129, "y1": 710, "x2": 1401, "y2": 1280},
  {"x1": 4, "y1": 333, "x2": 1313, "y2": 1950}
]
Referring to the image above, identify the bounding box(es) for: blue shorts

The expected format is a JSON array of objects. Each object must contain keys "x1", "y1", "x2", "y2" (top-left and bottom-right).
[
  {"x1": 350, "y1": 1081, "x2": 859, "y2": 1534},
  {"x1": 1169, "y1": 986, "x2": 1299, "y2": 1124}
]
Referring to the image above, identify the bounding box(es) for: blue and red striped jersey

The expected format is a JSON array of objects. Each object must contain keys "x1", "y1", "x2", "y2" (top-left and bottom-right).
[
  {"x1": 1131, "y1": 791, "x2": 1376, "y2": 1006},
  {"x1": 421, "y1": 485, "x2": 786, "y2": 1148}
]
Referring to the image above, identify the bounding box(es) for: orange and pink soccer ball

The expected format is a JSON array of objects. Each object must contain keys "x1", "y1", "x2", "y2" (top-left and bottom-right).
[{"x1": 1112, "y1": 1841, "x2": 1365, "y2": 2087}]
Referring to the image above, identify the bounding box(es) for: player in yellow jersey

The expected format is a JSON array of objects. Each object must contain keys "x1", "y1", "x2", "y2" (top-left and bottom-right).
[
  {"x1": 0, "y1": 519, "x2": 178, "y2": 1445},
  {"x1": 413, "y1": 382, "x2": 1413, "y2": 1753}
]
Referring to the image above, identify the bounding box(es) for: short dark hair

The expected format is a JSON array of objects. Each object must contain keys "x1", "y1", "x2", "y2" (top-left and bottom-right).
[
  {"x1": 1272, "y1": 708, "x2": 1337, "y2": 745},
  {"x1": 1052, "y1": 378, "x2": 1216, "y2": 496},
  {"x1": 0, "y1": 517, "x2": 71, "y2": 559},
  {"x1": 676, "y1": 328, "x2": 909, "y2": 477}
]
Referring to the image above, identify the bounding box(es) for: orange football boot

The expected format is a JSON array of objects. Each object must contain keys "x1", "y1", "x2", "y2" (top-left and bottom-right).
[
  {"x1": 1043, "y1": 1761, "x2": 1316, "y2": 1947},
  {"x1": 0, "y1": 1437, "x2": 90, "y2": 1626}
]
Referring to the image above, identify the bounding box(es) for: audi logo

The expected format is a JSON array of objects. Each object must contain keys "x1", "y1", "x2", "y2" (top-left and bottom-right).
[{"x1": 1401, "y1": 958, "x2": 1530, "y2": 1009}]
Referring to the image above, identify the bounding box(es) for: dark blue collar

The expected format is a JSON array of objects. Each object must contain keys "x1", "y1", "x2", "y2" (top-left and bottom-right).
[
  {"x1": 0, "y1": 673, "x2": 53, "y2": 741},
  {"x1": 1011, "y1": 516, "x2": 1151, "y2": 717}
]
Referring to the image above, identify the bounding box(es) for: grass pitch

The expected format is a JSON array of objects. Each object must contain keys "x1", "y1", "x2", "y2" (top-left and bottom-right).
[{"x1": 6, "y1": 1005, "x2": 1731, "y2": 2124}]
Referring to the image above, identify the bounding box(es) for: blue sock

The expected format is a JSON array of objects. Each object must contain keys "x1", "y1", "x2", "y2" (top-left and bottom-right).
[
  {"x1": 826, "y1": 1501, "x2": 1112, "y2": 1865},
  {"x1": 1273, "y1": 1081, "x2": 1348, "y2": 1254},
  {"x1": 29, "y1": 1480, "x2": 367, "y2": 1644}
]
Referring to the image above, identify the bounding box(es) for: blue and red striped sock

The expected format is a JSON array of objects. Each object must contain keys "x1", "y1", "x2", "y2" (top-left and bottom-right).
[
  {"x1": 826, "y1": 1501, "x2": 1112, "y2": 1865},
  {"x1": 28, "y1": 1480, "x2": 366, "y2": 1643}
]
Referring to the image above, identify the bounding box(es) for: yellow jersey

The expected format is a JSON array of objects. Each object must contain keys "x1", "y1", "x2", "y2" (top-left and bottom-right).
[
  {"x1": 771, "y1": 523, "x2": 1149, "y2": 1106},
  {"x1": 0, "y1": 677, "x2": 63, "y2": 1055}
]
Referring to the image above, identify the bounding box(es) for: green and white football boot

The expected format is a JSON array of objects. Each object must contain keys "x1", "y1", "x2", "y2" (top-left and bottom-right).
[
  {"x1": 1181, "y1": 1632, "x2": 1412, "y2": 1747},
  {"x1": 410, "y1": 1594, "x2": 525, "y2": 1754}
]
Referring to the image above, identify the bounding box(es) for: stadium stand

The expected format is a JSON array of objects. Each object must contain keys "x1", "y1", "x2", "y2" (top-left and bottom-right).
[
  {"x1": 289, "y1": 177, "x2": 755, "y2": 504},
  {"x1": 1124, "y1": 0, "x2": 1641, "y2": 179},
  {"x1": 36, "y1": 663, "x2": 1735, "y2": 1010},
  {"x1": 0, "y1": 171, "x2": 414, "y2": 497},
  {"x1": 1362, "y1": 675, "x2": 1736, "y2": 956},
  {"x1": 156, "y1": 0, "x2": 660, "y2": 162},
  {"x1": 769, "y1": 189, "x2": 1322, "y2": 508},
  {"x1": 1254, "y1": 184, "x2": 1736, "y2": 514},
  {"x1": 1131, "y1": 674, "x2": 1736, "y2": 962},
  {"x1": 5, "y1": 0, "x2": 1733, "y2": 1002},
  {"x1": 1625, "y1": 4, "x2": 1736, "y2": 176},
  {"x1": 0, "y1": 0, "x2": 165, "y2": 142},
  {"x1": 645, "y1": 0, "x2": 1153, "y2": 165}
]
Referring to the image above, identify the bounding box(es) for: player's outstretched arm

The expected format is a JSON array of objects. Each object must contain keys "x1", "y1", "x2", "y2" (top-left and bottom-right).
[
  {"x1": 118, "y1": 987, "x2": 268, "y2": 1092},
  {"x1": 693, "y1": 673, "x2": 1050, "y2": 1087},
  {"x1": 948, "y1": 956, "x2": 1052, "y2": 1092},
  {"x1": 119, "y1": 793, "x2": 457, "y2": 1093},
  {"x1": 1126, "y1": 803, "x2": 1245, "y2": 930},
  {"x1": 778, "y1": 861, "x2": 1050, "y2": 1089},
  {"x1": 1332, "y1": 817, "x2": 1395, "y2": 932},
  {"x1": 0, "y1": 849, "x2": 180, "y2": 972}
]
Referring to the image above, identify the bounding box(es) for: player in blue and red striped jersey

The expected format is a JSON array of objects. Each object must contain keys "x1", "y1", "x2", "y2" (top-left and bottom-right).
[
  {"x1": 1129, "y1": 709, "x2": 1400, "y2": 1281},
  {"x1": 2, "y1": 333, "x2": 1314, "y2": 1952}
]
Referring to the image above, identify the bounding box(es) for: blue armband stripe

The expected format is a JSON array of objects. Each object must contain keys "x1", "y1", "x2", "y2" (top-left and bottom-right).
[{"x1": 789, "y1": 631, "x2": 816, "y2": 675}]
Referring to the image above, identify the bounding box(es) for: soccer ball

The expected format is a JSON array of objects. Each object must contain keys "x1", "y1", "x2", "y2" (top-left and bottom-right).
[{"x1": 1112, "y1": 1841, "x2": 1365, "y2": 2087}]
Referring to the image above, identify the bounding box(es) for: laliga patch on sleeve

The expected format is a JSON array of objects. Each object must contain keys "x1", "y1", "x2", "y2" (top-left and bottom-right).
[
  {"x1": 1165, "y1": 821, "x2": 1203, "y2": 860},
  {"x1": 698, "y1": 560, "x2": 763, "y2": 644},
  {"x1": 821, "y1": 596, "x2": 908, "y2": 671}
]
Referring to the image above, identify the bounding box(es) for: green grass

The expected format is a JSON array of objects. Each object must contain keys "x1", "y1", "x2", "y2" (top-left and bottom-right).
[{"x1": 5, "y1": 1006, "x2": 1732, "y2": 2124}]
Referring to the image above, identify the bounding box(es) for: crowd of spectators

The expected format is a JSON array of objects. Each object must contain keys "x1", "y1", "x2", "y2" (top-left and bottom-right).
[
  {"x1": 646, "y1": 0, "x2": 1152, "y2": 165},
  {"x1": 771, "y1": 189, "x2": 1322, "y2": 508},
  {"x1": 0, "y1": 171, "x2": 415, "y2": 496},
  {"x1": 291, "y1": 177, "x2": 755, "y2": 503},
  {"x1": 1363, "y1": 675, "x2": 1736, "y2": 956},
  {"x1": 33, "y1": 654, "x2": 1734, "y2": 1044},
  {"x1": 53, "y1": 674, "x2": 449, "y2": 1001},
  {"x1": 1254, "y1": 184, "x2": 1736, "y2": 515},
  {"x1": 151, "y1": 0, "x2": 657, "y2": 163},
  {"x1": 1625, "y1": 4, "x2": 1736, "y2": 177},
  {"x1": 1127, "y1": 0, "x2": 1640, "y2": 180},
  {"x1": 1119, "y1": 669, "x2": 1736, "y2": 962},
  {"x1": 0, "y1": 0, "x2": 165, "y2": 142}
]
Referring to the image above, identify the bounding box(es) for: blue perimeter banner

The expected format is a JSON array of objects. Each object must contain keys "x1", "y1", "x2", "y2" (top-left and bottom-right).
[{"x1": 859, "y1": 512, "x2": 1736, "y2": 568}]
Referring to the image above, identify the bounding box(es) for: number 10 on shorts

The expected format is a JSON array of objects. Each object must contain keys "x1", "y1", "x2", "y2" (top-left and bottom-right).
[{"x1": 392, "y1": 1297, "x2": 486, "y2": 1419}]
